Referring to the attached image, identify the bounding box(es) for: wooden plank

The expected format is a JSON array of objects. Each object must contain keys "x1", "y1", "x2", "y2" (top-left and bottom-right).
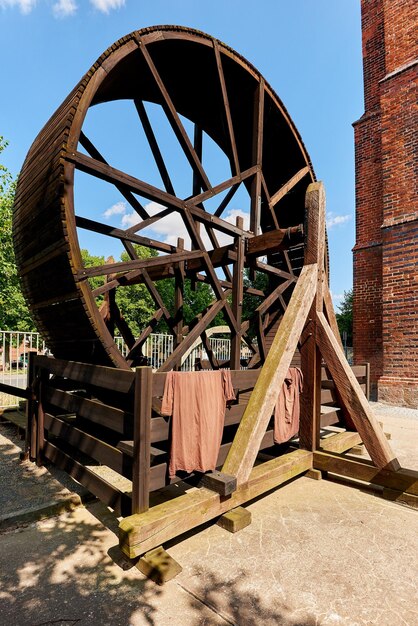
[
  {"x1": 134, "y1": 99, "x2": 175, "y2": 196},
  {"x1": 250, "y1": 79, "x2": 264, "y2": 236},
  {"x1": 222, "y1": 263, "x2": 318, "y2": 484},
  {"x1": 132, "y1": 367, "x2": 152, "y2": 515},
  {"x1": 34, "y1": 356, "x2": 134, "y2": 391},
  {"x1": 36, "y1": 370, "x2": 48, "y2": 466},
  {"x1": 119, "y1": 449, "x2": 313, "y2": 558},
  {"x1": 148, "y1": 429, "x2": 276, "y2": 493},
  {"x1": 246, "y1": 225, "x2": 304, "y2": 258},
  {"x1": 320, "y1": 431, "x2": 362, "y2": 454},
  {"x1": 230, "y1": 216, "x2": 245, "y2": 370},
  {"x1": 213, "y1": 41, "x2": 240, "y2": 176},
  {"x1": 299, "y1": 182, "x2": 326, "y2": 452},
  {"x1": 43, "y1": 441, "x2": 130, "y2": 516},
  {"x1": 214, "y1": 183, "x2": 240, "y2": 218},
  {"x1": 137, "y1": 546, "x2": 182, "y2": 585},
  {"x1": 0, "y1": 382, "x2": 30, "y2": 400},
  {"x1": 44, "y1": 387, "x2": 131, "y2": 436},
  {"x1": 77, "y1": 248, "x2": 203, "y2": 281},
  {"x1": 78, "y1": 131, "x2": 149, "y2": 220},
  {"x1": 269, "y1": 166, "x2": 310, "y2": 208},
  {"x1": 75, "y1": 215, "x2": 174, "y2": 255},
  {"x1": 44, "y1": 413, "x2": 127, "y2": 474},
  {"x1": 316, "y1": 312, "x2": 400, "y2": 471},
  {"x1": 313, "y1": 451, "x2": 418, "y2": 496},
  {"x1": 138, "y1": 39, "x2": 211, "y2": 191}
]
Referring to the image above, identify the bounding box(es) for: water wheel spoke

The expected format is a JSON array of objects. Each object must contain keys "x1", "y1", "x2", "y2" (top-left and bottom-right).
[
  {"x1": 75, "y1": 215, "x2": 175, "y2": 255},
  {"x1": 213, "y1": 41, "x2": 240, "y2": 176},
  {"x1": 250, "y1": 79, "x2": 265, "y2": 236},
  {"x1": 214, "y1": 183, "x2": 240, "y2": 218},
  {"x1": 138, "y1": 38, "x2": 212, "y2": 192},
  {"x1": 78, "y1": 131, "x2": 149, "y2": 220},
  {"x1": 269, "y1": 166, "x2": 310, "y2": 209},
  {"x1": 134, "y1": 98, "x2": 176, "y2": 196},
  {"x1": 79, "y1": 249, "x2": 203, "y2": 282}
]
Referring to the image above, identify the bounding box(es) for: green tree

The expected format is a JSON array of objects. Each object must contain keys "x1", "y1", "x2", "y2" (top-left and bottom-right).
[
  {"x1": 0, "y1": 137, "x2": 35, "y2": 331},
  {"x1": 336, "y1": 289, "x2": 353, "y2": 345}
]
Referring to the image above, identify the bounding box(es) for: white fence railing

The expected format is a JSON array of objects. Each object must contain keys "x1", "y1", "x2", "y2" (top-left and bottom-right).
[
  {"x1": 0, "y1": 330, "x2": 252, "y2": 408},
  {"x1": 0, "y1": 331, "x2": 48, "y2": 409}
]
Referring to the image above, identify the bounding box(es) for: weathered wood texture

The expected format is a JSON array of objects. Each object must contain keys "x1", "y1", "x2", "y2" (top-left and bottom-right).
[
  {"x1": 299, "y1": 182, "x2": 326, "y2": 453},
  {"x1": 313, "y1": 451, "x2": 418, "y2": 496},
  {"x1": 222, "y1": 263, "x2": 318, "y2": 484},
  {"x1": 316, "y1": 312, "x2": 400, "y2": 471},
  {"x1": 120, "y1": 449, "x2": 313, "y2": 558}
]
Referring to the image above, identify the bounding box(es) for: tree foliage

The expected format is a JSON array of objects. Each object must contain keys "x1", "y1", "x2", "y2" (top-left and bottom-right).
[
  {"x1": 0, "y1": 137, "x2": 35, "y2": 331},
  {"x1": 336, "y1": 288, "x2": 353, "y2": 344}
]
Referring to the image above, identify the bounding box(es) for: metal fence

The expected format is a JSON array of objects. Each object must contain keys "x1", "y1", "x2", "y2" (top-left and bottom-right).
[
  {"x1": 0, "y1": 330, "x2": 252, "y2": 408},
  {"x1": 0, "y1": 331, "x2": 47, "y2": 409}
]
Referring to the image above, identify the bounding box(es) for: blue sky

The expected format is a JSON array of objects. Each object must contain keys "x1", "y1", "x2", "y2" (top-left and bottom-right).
[{"x1": 0, "y1": 0, "x2": 363, "y2": 308}]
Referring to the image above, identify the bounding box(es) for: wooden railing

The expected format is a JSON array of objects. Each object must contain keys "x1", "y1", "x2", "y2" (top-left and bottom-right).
[{"x1": 26, "y1": 355, "x2": 370, "y2": 517}]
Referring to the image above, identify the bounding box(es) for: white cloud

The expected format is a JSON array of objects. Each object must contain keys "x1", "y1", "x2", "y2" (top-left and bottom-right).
[
  {"x1": 331, "y1": 292, "x2": 344, "y2": 306},
  {"x1": 0, "y1": 0, "x2": 36, "y2": 14},
  {"x1": 52, "y1": 0, "x2": 77, "y2": 18},
  {"x1": 89, "y1": 0, "x2": 125, "y2": 13},
  {"x1": 119, "y1": 202, "x2": 251, "y2": 253},
  {"x1": 326, "y1": 213, "x2": 351, "y2": 229},
  {"x1": 103, "y1": 201, "x2": 127, "y2": 219}
]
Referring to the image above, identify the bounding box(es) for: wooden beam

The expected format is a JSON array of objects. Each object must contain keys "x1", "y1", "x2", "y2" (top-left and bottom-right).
[
  {"x1": 313, "y1": 451, "x2": 418, "y2": 496},
  {"x1": 138, "y1": 39, "x2": 211, "y2": 191},
  {"x1": 119, "y1": 449, "x2": 312, "y2": 558},
  {"x1": 66, "y1": 150, "x2": 250, "y2": 239},
  {"x1": 316, "y1": 312, "x2": 400, "y2": 471},
  {"x1": 299, "y1": 182, "x2": 326, "y2": 452},
  {"x1": 132, "y1": 367, "x2": 152, "y2": 515},
  {"x1": 79, "y1": 131, "x2": 149, "y2": 220},
  {"x1": 214, "y1": 183, "x2": 240, "y2": 218},
  {"x1": 213, "y1": 41, "x2": 240, "y2": 176},
  {"x1": 222, "y1": 262, "x2": 318, "y2": 484},
  {"x1": 246, "y1": 225, "x2": 304, "y2": 257},
  {"x1": 159, "y1": 299, "x2": 225, "y2": 372},
  {"x1": 269, "y1": 166, "x2": 310, "y2": 208},
  {"x1": 77, "y1": 248, "x2": 203, "y2": 281},
  {"x1": 75, "y1": 215, "x2": 175, "y2": 255},
  {"x1": 134, "y1": 99, "x2": 175, "y2": 196},
  {"x1": 250, "y1": 79, "x2": 264, "y2": 236},
  {"x1": 230, "y1": 216, "x2": 245, "y2": 370}
]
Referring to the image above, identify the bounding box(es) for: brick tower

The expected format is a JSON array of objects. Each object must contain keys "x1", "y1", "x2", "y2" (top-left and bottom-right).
[{"x1": 353, "y1": 0, "x2": 418, "y2": 405}]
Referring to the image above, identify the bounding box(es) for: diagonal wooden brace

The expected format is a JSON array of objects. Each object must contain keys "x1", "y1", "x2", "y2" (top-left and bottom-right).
[
  {"x1": 222, "y1": 262, "x2": 318, "y2": 485},
  {"x1": 315, "y1": 311, "x2": 400, "y2": 471}
]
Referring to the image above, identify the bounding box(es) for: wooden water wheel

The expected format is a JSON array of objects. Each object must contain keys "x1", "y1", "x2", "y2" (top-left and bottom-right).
[{"x1": 13, "y1": 25, "x2": 314, "y2": 370}]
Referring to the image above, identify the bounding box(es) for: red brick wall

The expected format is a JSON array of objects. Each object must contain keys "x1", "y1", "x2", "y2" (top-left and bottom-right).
[{"x1": 353, "y1": 0, "x2": 418, "y2": 405}]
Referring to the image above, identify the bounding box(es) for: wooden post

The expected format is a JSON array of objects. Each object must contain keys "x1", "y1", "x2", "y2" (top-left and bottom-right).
[
  {"x1": 230, "y1": 216, "x2": 245, "y2": 370},
  {"x1": 299, "y1": 182, "x2": 326, "y2": 452},
  {"x1": 36, "y1": 368, "x2": 48, "y2": 466},
  {"x1": 25, "y1": 351, "x2": 36, "y2": 461},
  {"x1": 174, "y1": 237, "x2": 184, "y2": 371},
  {"x1": 132, "y1": 366, "x2": 152, "y2": 514},
  {"x1": 222, "y1": 263, "x2": 318, "y2": 484}
]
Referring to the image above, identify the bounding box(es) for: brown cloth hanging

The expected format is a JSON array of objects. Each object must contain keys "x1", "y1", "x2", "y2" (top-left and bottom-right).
[
  {"x1": 274, "y1": 367, "x2": 303, "y2": 444},
  {"x1": 161, "y1": 370, "x2": 236, "y2": 478}
]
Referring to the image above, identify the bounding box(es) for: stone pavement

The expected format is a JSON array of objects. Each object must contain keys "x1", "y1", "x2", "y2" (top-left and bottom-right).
[{"x1": 0, "y1": 406, "x2": 417, "y2": 626}]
